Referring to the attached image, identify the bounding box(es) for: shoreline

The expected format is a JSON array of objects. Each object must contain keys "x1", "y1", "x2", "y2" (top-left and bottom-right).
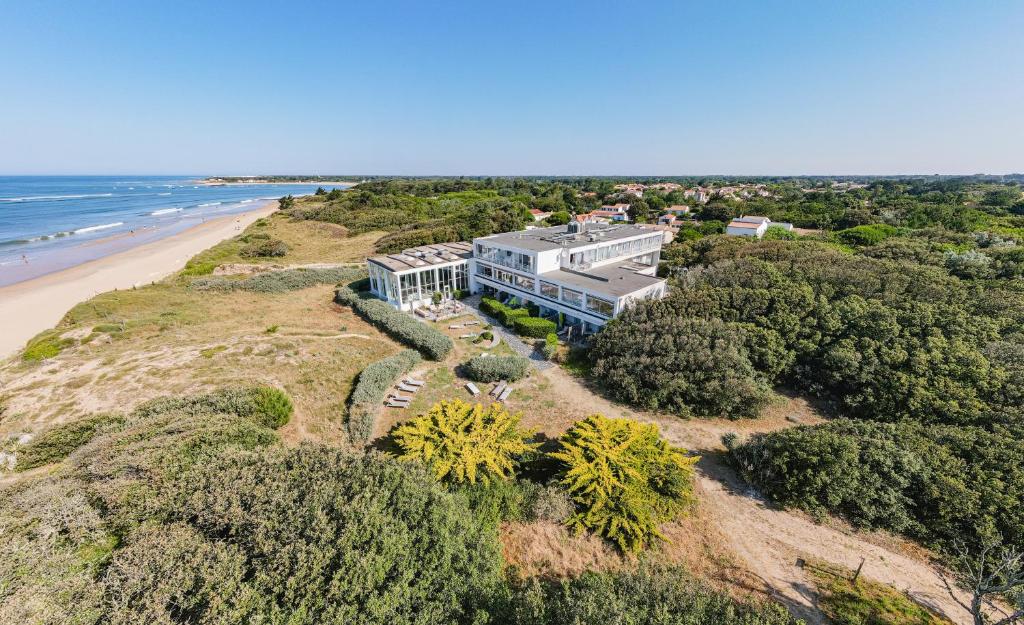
[
  {"x1": 0, "y1": 202, "x2": 277, "y2": 359},
  {"x1": 196, "y1": 180, "x2": 358, "y2": 186}
]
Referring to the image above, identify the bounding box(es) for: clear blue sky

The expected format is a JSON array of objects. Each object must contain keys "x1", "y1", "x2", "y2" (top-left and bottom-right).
[{"x1": 2, "y1": 0, "x2": 1022, "y2": 175}]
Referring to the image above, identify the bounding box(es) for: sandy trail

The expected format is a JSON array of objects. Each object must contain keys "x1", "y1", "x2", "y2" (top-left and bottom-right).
[{"x1": 539, "y1": 365, "x2": 971, "y2": 625}]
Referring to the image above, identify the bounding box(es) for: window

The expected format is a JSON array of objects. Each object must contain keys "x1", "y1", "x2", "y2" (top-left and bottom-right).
[
  {"x1": 514, "y1": 274, "x2": 535, "y2": 291},
  {"x1": 439, "y1": 266, "x2": 453, "y2": 291},
  {"x1": 476, "y1": 263, "x2": 493, "y2": 278},
  {"x1": 421, "y1": 268, "x2": 438, "y2": 294},
  {"x1": 540, "y1": 281, "x2": 559, "y2": 300},
  {"x1": 400, "y1": 273, "x2": 419, "y2": 302},
  {"x1": 586, "y1": 295, "x2": 614, "y2": 317},
  {"x1": 455, "y1": 264, "x2": 468, "y2": 291},
  {"x1": 561, "y1": 288, "x2": 583, "y2": 307}
]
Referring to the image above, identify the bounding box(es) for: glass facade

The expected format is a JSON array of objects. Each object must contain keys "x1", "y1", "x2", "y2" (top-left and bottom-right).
[
  {"x1": 585, "y1": 295, "x2": 615, "y2": 318},
  {"x1": 540, "y1": 281, "x2": 560, "y2": 300},
  {"x1": 370, "y1": 261, "x2": 468, "y2": 305},
  {"x1": 568, "y1": 235, "x2": 661, "y2": 269},
  {"x1": 476, "y1": 262, "x2": 535, "y2": 293},
  {"x1": 475, "y1": 244, "x2": 533, "y2": 272},
  {"x1": 561, "y1": 288, "x2": 583, "y2": 307}
]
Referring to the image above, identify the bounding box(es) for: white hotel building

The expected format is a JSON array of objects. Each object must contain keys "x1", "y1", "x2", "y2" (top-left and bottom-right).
[{"x1": 366, "y1": 221, "x2": 667, "y2": 334}]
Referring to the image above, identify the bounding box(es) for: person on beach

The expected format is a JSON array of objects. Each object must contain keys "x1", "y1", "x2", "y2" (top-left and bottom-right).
[{"x1": 22, "y1": 254, "x2": 28, "y2": 264}]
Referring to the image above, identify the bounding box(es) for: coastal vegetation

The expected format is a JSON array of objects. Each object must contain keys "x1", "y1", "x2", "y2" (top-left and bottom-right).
[
  {"x1": 552, "y1": 415, "x2": 698, "y2": 553},
  {"x1": 462, "y1": 354, "x2": 531, "y2": 382},
  {"x1": 347, "y1": 349, "x2": 422, "y2": 443},
  {"x1": 6, "y1": 176, "x2": 1024, "y2": 624},
  {"x1": 393, "y1": 399, "x2": 537, "y2": 485},
  {"x1": 335, "y1": 286, "x2": 454, "y2": 360}
]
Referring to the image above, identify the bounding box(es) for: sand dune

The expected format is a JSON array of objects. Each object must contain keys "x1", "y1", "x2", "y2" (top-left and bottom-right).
[{"x1": 0, "y1": 203, "x2": 277, "y2": 359}]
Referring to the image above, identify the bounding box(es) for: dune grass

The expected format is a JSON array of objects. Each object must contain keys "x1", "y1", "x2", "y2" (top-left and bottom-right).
[{"x1": 806, "y1": 561, "x2": 953, "y2": 625}]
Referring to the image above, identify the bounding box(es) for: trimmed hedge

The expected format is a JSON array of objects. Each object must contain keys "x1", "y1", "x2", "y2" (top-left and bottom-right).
[
  {"x1": 191, "y1": 267, "x2": 364, "y2": 294},
  {"x1": 480, "y1": 297, "x2": 530, "y2": 327},
  {"x1": 335, "y1": 287, "x2": 453, "y2": 360},
  {"x1": 463, "y1": 355, "x2": 530, "y2": 382},
  {"x1": 513, "y1": 316, "x2": 557, "y2": 338},
  {"x1": 540, "y1": 332, "x2": 558, "y2": 360},
  {"x1": 132, "y1": 386, "x2": 293, "y2": 429},
  {"x1": 348, "y1": 350, "x2": 422, "y2": 444}
]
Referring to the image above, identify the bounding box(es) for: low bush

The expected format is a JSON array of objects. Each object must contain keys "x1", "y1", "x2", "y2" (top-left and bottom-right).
[
  {"x1": 191, "y1": 267, "x2": 364, "y2": 294},
  {"x1": 502, "y1": 562, "x2": 798, "y2": 625},
  {"x1": 348, "y1": 349, "x2": 421, "y2": 444},
  {"x1": 513, "y1": 316, "x2": 557, "y2": 338},
  {"x1": 22, "y1": 330, "x2": 73, "y2": 362},
  {"x1": 103, "y1": 446, "x2": 505, "y2": 625},
  {"x1": 393, "y1": 399, "x2": 537, "y2": 485},
  {"x1": 551, "y1": 415, "x2": 698, "y2": 553},
  {"x1": 132, "y1": 386, "x2": 293, "y2": 429},
  {"x1": 16, "y1": 413, "x2": 126, "y2": 471},
  {"x1": 93, "y1": 323, "x2": 124, "y2": 334},
  {"x1": 462, "y1": 354, "x2": 530, "y2": 382},
  {"x1": 806, "y1": 560, "x2": 950, "y2": 625},
  {"x1": 240, "y1": 238, "x2": 289, "y2": 258},
  {"x1": 540, "y1": 332, "x2": 558, "y2": 360},
  {"x1": 835, "y1": 223, "x2": 900, "y2": 246},
  {"x1": 335, "y1": 287, "x2": 453, "y2": 360}
]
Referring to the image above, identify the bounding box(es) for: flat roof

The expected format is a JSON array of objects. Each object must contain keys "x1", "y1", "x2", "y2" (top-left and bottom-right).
[
  {"x1": 479, "y1": 223, "x2": 659, "y2": 252},
  {"x1": 540, "y1": 263, "x2": 665, "y2": 298},
  {"x1": 368, "y1": 241, "x2": 472, "y2": 272}
]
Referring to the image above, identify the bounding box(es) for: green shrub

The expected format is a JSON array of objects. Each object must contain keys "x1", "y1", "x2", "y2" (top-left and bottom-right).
[
  {"x1": 16, "y1": 413, "x2": 126, "y2": 471},
  {"x1": 76, "y1": 411, "x2": 280, "y2": 534},
  {"x1": 481, "y1": 297, "x2": 530, "y2": 326},
  {"x1": 835, "y1": 224, "x2": 899, "y2": 246},
  {"x1": 513, "y1": 316, "x2": 556, "y2": 338},
  {"x1": 462, "y1": 354, "x2": 530, "y2": 382},
  {"x1": 728, "y1": 419, "x2": 1024, "y2": 555},
  {"x1": 590, "y1": 316, "x2": 771, "y2": 419},
  {"x1": 22, "y1": 330, "x2": 73, "y2": 362},
  {"x1": 191, "y1": 267, "x2": 364, "y2": 294},
  {"x1": 335, "y1": 287, "x2": 453, "y2": 360},
  {"x1": 393, "y1": 399, "x2": 537, "y2": 485},
  {"x1": 502, "y1": 562, "x2": 798, "y2": 625},
  {"x1": 148, "y1": 446, "x2": 505, "y2": 624},
  {"x1": 240, "y1": 238, "x2": 289, "y2": 258},
  {"x1": 550, "y1": 415, "x2": 698, "y2": 553},
  {"x1": 540, "y1": 332, "x2": 558, "y2": 360},
  {"x1": 93, "y1": 323, "x2": 124, "y2": 334},
  {"x1": 132, "y1": 386, "x2": 293, "y2": 429},
  {"x1": 347, "y1": 349, "x2": 421, "y2": 444}
]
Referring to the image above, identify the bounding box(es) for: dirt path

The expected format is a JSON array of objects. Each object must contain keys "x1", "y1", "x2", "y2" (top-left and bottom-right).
[{"x1": 539, "y1": 366, "x2": 971, "y2": 625}]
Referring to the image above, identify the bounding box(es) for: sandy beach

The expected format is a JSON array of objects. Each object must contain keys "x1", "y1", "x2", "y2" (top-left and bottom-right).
[{"x1": 0, "y1": 203, "x2": 277, "y2": 359}]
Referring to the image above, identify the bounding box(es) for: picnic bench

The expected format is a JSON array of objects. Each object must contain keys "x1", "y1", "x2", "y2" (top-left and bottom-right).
[
  {"x1": 497, "y1": 387, "x2": 513, "y2": 402},
  {"x1": 465, "y1": 382, "x2": 480, "y2": 396}
]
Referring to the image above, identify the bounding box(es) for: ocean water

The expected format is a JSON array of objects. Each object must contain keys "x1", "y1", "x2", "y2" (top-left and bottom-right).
[{"x1": 0, "y1": 176, "x2": 344, "y2": 286}]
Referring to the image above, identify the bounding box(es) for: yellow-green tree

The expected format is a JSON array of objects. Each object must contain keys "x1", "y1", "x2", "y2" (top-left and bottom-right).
[
  {"x1": 550, "y1": 414, "x2": 698, "y2": 553},
  {"x1": 392, "y1": 399, "x2": 537, "y2": 485}
]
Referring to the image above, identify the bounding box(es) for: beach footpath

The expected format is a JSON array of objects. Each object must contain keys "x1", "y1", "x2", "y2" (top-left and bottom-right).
[{"x1": 0, "y1": 203, "x2": 276, "y2": 359}]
